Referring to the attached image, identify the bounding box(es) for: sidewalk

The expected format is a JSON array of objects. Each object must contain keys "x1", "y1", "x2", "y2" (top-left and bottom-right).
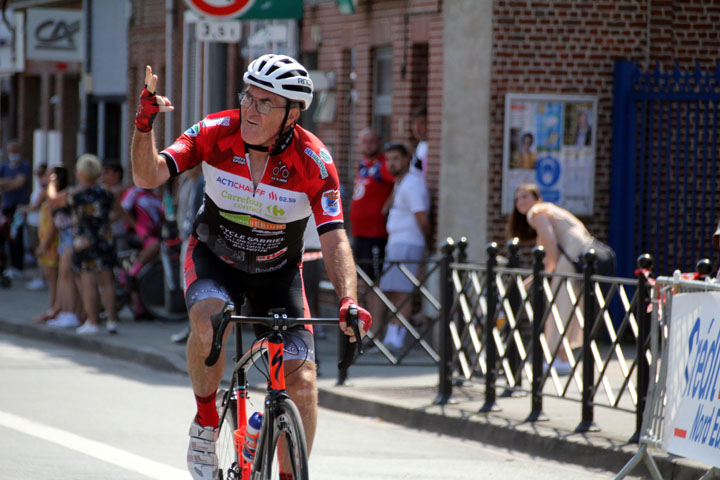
[{"x1": 0, "y1": 275, "x2": 712, "y2": 479}]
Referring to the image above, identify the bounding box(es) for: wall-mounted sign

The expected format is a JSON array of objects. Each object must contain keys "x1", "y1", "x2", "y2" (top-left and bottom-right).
[
  {"x1": 502, "y1": 93, "x2": 598, "y2": 215},
  {"x1": 26, "y1": 8, "x2": 83, "y2": 63},
  {"x1": 197, "y1": 19, "x2": 241, "y2": 42}
]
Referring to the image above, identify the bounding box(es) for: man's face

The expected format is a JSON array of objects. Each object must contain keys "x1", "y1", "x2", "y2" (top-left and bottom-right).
[
  {"x1": 385, "y1": 150, "x2": 409, "y2": 177},
  {"x1": 411, "y1": 115, "x2": 427, "y2": 141},
  {"x1": 358, "y1": 131, "x2": 380, "y2": 158},
  {"x1": 240, "y1": 85, "x2": 298, "y2": 147}
]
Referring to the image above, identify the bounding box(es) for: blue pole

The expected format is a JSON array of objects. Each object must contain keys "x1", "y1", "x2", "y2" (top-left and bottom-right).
[{"x1": 609, "y1": 61, "x2": 637, "y2": 279}]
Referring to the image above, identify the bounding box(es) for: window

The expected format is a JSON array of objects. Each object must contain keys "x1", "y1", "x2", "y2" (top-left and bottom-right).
[{"x1": 372, "y1": 46, "x2": 393, "y2": 145}]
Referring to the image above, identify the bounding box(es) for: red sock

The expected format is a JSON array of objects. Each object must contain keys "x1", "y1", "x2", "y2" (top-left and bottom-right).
[
  {"x1": 279, "y1": 473, "x2": 293, "y2": 480},
  {"x1": 194, "y1": 392, "x2": 219, "y2": 428}
]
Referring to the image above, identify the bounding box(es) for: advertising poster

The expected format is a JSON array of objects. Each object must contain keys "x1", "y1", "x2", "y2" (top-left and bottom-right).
[
  {"x1": 502, "y1": 94, "x2": 597, "y2": 215},
  {"x1": 662, "y1": 292, "x2": 720, "y2": 468}
]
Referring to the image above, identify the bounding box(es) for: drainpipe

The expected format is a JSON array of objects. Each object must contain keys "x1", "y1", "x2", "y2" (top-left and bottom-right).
[
  {"x1": 165, "y1": 0, "x2": 174, "y2": 145},
  {"x1": 78, "y1": 0, "x2": 91, "y2": 156}
]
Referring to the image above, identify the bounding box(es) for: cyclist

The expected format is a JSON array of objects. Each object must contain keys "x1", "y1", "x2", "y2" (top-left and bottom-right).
[{"x1": 131, "y1": 54, "x2": 372, "y2": 480}]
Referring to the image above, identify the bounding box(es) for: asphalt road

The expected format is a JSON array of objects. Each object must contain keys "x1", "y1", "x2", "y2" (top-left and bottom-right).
[{"x1": 0, "y1": 335, "x2": 632, "y2": 479}]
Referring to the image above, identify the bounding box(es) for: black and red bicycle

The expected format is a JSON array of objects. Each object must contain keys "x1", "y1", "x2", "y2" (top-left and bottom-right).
[{"x1": 205, "y1": 302, "x2": 362, "y2": 480}]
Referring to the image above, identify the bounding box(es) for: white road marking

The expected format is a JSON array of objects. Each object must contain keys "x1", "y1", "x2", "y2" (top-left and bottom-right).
[{"x1": 0, "y1": 410, "x2": 191, "y2": 479}]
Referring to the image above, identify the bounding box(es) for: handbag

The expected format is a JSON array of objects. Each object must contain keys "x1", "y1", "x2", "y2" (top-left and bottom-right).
[{"x1": 559, "y1": 238, "x2": 616, "y2": 277}]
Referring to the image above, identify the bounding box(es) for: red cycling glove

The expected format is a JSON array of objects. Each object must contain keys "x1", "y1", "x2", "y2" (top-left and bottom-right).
[
  {"x1": 338, "y1": 297, "x2": 372, "y2": 338},
  {"x1": 135, "y1": 87, "x2": 159, "y2": 132}
]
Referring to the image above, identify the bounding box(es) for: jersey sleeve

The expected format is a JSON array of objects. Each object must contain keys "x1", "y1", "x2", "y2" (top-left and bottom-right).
[
  {"x1": 305, "y1": 144, "x2": 344, "y2": 236},
  {"x1": 160, "y1": 121, "x2": 205, "y2": 177}
]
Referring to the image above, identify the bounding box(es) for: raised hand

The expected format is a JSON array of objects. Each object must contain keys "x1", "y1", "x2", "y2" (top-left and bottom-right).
[{"x1": 135, "y1": 65, "x2": 174, "y2": 132}]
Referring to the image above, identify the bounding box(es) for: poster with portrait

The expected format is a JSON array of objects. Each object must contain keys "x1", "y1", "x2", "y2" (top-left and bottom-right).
[{"x1": 502, "y1": 94, "x2": 598, "y2": 215}]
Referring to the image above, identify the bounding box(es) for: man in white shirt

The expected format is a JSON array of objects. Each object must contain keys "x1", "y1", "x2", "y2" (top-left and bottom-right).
[
  {"x1": 409, "y1": 106, "x2": 428, "y2": 178},
  {"x1": 377, "y1": 143, "x2": 431, "y2": 349}
]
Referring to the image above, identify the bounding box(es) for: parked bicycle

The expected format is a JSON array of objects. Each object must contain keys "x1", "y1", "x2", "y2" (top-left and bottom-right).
[
  {"x1": 205, "y1": 302, "x2": 362, "y2": 480},
  {"x1": 114, "y1": 218, "x2": 186, "y2": 321}
]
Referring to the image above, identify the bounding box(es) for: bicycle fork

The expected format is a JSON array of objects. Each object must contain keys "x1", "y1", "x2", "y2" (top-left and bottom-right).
[{"x1": 236, "y1": 333, "x2": 286, "y2": 480}]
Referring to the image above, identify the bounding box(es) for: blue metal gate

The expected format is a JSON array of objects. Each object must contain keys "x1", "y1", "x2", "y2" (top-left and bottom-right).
[{"x1": 611, "y1": 61, "x2": 720, "y2": 277}]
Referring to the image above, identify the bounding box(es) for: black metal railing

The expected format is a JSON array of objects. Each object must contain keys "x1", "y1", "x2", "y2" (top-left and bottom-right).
[{"x1": 339, "y1": 235, "x2": 712, "y2": 441}]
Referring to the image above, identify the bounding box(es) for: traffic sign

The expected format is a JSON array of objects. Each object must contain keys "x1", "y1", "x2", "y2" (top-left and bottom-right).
[
  {"x1": 184, "y1": 0, "x2": 256, "y2": 19},
  {"x1": 197, "y1": 20, "x2": 242, "y2": 42}
]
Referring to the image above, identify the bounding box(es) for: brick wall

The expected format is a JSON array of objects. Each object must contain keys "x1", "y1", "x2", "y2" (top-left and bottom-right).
[
  {"x1": 490, "y1": 0, "x2": 720, "y2": 264},
  {"x1": 302, "y1": 0, "x2": 443, "y2": 229}
]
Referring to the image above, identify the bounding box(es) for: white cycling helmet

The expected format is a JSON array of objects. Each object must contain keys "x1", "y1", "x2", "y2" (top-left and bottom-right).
[{"x1": 243, "y1": 54, "x2": 314, "y2": 110}]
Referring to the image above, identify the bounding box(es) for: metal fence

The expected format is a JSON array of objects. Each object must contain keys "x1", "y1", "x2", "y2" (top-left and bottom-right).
[{"x1": 345, "y1": 236, "x2": 717, "y2": 439}]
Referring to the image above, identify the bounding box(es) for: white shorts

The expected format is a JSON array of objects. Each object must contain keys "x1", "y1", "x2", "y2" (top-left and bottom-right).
[{"x1": 379, "y1": 243, "x2": 425, "y2": 293}]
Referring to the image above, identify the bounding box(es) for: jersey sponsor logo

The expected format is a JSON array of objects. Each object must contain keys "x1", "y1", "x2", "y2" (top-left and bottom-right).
[
  {"x1": 220, "y1": 190, "x2": 264, "y2": 214},
  {"x1": 232, "y1": 155, "x2": 246, "y2": 165},
  {"x1": 257, "y1": 246, "x2": 288, "y2": 262},
  {"x1": 218, "y1": 211, "x2": 285, "y2": 230},
  {"x1": 265, "y1": 204, "x2": 286, "y2": 219},
  {"x1": 252, "y1": 227, "x2": 284, "y2": 236},
  {"x1": 255, "y1": 258, "x2": 287, "y2": 273},
  {"x1": 352, "y1": 181, "x2": 366, "y2": 200},
  {"x1": 271, "y1": 161, "x2": 289, "y2": 183},
  {"x1": 202, "y1": 116, "x2": 230, "y2": 127},
  {"x1": 304, "y1": 147, "x2": 328, "y2": 179},
  {"x1": 321, "y1": 189, "x2": 341, "y2": 217},
  {"x1": 184, "y1": 123, "x2": 200, "y2": 137},
  {"x1": 169, "y1": 141, "x2": 186, "y2": 153},
  {"x1": 319, "y1": 148, "x2": 333, "y2": 164},
  {"x1": 215, "y1": 175, "x2": 265, "y2": 196}
]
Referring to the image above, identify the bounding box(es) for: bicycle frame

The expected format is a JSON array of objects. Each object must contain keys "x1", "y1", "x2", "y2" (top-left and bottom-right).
[{"x1": 208, "y1": 302, "x2": 361, "y2": 480}]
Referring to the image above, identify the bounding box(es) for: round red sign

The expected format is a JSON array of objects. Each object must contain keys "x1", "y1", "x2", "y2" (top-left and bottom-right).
[{"x1": 185, "y1": 0, "x2": 255, "y2": 19}]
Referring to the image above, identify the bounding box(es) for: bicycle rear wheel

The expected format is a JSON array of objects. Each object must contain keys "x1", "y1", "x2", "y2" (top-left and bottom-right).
[
  {"x1": 253, "y1": 397, "x2": 309, "y2": 480},
  {"x1": 216, "y1": 389, "x2": 240, "y2": 480}
]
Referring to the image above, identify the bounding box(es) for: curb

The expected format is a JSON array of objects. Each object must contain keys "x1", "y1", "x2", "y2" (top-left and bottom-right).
[
  {"x1": 316, "y1": 388, "x2": 709, "y2": 480},
  {"x1": 0, "y1": 317, "x2": 186, "y2": 374}
]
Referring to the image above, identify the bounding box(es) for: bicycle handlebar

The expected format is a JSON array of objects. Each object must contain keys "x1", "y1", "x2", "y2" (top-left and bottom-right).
[{"x1": 204, "y1": 302, "x2": 363, "y2": 369}]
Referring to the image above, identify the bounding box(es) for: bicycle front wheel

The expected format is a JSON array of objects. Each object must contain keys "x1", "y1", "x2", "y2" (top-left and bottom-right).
[
  {"x1": 216, "y1": 389, "x2": 240, "y2": 480},
  {"x1": 253, "y1": 398, "x2": 309, "y2": 480}
]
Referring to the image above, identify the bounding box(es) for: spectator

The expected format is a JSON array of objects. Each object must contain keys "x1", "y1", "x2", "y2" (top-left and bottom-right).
[
  {"x1": 409, "y1": 106, "x2": 428, "y2": 178},
  {"x1": 374, "y1": 143, "x2": 431, "y2": 350},
  {"x1": 102, "y1": 162, "x2": 127, "y2": 243},
  {"x1": 350, "y1": 128, "x2": 394, "y2": 280},
  {"x1": 31, "y1": 166, "x2": 60, "y2": 323},
  {"x1": 0, "y1": 140, "x2": 32, "y2": 276},
  {"x1": 45, "y1": 166, "x2": 82, "y2": 328},
  {"x1": 21, "y1": 163, "x2": 49, "y2": 290},
  {"x1": 120, "y1": 184, "x2": 163, "y2": 319},
  {"x1": 48, "y1": 154, "x2": 120, "y2": 335},
  {"x1": 507, "y1": 183, "x2": 593, "y2": 375}
]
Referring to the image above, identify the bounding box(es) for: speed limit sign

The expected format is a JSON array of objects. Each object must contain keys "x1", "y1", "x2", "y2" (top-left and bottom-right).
[{"x1": 184, "y1": 0, "x2": 255, "y2": 19}]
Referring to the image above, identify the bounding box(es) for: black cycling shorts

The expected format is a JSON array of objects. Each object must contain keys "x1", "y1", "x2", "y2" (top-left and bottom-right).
[{"x1": 184, "y1": 236, "x2": 314, "y2": 362}]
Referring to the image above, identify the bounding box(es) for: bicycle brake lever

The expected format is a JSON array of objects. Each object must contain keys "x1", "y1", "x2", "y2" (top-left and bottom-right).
[
  {"x1": 349, "y1": 306, "x2": 364, "y2": 356},
  {"x1": 205, "y1": 301, "x2": 235, "y2": 367}
]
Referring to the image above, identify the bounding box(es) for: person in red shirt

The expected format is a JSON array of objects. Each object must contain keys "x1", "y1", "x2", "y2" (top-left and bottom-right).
[{"x1": 350, "y1": 128, "x2": 394, "y2": 280}]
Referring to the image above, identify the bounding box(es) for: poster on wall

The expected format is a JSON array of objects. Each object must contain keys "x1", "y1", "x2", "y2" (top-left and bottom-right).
[{"x1": 502, "y1": 94, "x2": 598, "y2": 215}]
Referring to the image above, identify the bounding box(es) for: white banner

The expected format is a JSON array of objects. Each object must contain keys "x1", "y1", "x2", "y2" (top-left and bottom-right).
[{"x1": 663, "y1": 292, "x2": 720, "y2": 468}]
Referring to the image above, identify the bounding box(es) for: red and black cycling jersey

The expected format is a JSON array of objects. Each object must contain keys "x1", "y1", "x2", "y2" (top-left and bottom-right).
[{"x1": 160, "y1": 109, "x2": 343, "y2": 274}]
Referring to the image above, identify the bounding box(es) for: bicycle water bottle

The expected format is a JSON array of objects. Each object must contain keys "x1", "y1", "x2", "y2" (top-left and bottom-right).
[{"x1": 242, "y1": 412, "x2": 263, "y2": 462}]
